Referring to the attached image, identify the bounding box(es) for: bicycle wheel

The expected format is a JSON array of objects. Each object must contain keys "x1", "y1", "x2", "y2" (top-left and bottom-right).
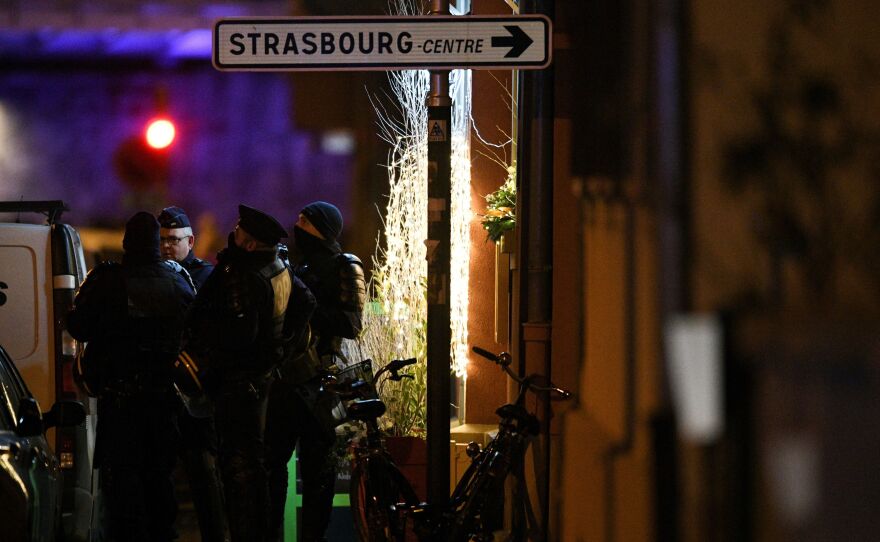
[
  {"x1": 350, "y1": 455, "x2": 419, "y2": 542},
  {"x1": 447, "y1": 440, "x2": 510, "y2": 542}
]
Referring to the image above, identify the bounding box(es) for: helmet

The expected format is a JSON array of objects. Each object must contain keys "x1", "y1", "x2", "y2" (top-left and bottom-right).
[
  {"x1": 172, "y1": 350, "x2": 204, "y2": 396},
  {"x1": 172, "y1": 350, "x2": 213, "y2": 418}
]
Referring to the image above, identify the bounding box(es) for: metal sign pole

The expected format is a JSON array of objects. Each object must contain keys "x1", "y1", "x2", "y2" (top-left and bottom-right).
[{"x1": 426, "y1": 0, "x2": 452, "y2": 510}]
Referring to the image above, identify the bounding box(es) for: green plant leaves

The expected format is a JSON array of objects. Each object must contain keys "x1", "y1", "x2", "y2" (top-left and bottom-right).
[{"x1": 480, "y1": 164, "x2": 517, "y2": 243}]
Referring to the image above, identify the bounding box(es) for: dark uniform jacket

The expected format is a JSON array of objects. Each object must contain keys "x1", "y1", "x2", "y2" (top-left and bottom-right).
[
  {"x1": 68, "y1": 259, "x2": 196, "y2": 392},
  {"x1": 67, "y1": 257, "x2": 195, "y2": 468},
  {"x1": 293, "y1": 246, "x2": 365, "y2": 359},
  {"x1": 180, "y1": 251, "x2": 214, "y2": 291},
  {"x1": 188, "y1": 238, "x2": 315, "y2": 386}
]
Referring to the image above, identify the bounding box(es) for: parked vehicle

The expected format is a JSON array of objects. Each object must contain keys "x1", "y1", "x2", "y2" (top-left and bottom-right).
[
  {"x1": 0, "y1": 201, "x2": 98, "y2": 541},
  {"x1": 0, "y1": 343, "x2": 86, "y2": 541}
]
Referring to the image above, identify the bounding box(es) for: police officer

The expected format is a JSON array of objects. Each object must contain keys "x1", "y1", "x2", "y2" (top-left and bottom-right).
[
  {"x1": 187, "y1": 204, "x2": 315, "y2": 542},
  {"x1": 158, "y1": 206, "x2": 213, "y2": 289},
  {"x1": 266, "y1": 201, "x2": 366, "y2": 542},
  {"x1": 158, "y1": 206, "x2": 229, "y2": 542},
  {"x1": 67, "y1": 212, "x2": 195, "y2": 542}
]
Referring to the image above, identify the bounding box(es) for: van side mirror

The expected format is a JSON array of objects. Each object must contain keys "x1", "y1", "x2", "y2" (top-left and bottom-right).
[
  {"x1": 43, "y1": 400, "x2": 86, "y2": 431},
  {"x1": 16, "y1": 397, "x2": 44, "y2": 437}
]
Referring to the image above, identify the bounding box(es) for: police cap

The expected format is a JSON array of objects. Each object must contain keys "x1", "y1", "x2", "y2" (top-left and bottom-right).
[
  {"x1": 158, "y1": 206, "x2": 191, "y2": 229},
  {"x1": 238, "y1": 204, "x2": 287, "y2": 245}
]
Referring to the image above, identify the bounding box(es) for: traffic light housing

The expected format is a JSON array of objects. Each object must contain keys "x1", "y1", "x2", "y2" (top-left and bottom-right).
[{"x1": 114, "y1": 117, "x2": 176, "y2": 190}]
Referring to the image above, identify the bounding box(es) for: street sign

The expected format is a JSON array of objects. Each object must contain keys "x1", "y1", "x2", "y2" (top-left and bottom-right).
[{"x1": 213, "y1": 15, "x2": 552, "y2": 71}]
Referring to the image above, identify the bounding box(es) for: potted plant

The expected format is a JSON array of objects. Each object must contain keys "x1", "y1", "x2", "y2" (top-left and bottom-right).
[
  {"x1": 357, "y1": 301, "x2": 427, "y2": 438},
  {"x1": 480, "y1": 163, "x2": 517, "y2": 252},
  {"x1": 346, "y1": 269, "x2": 428, "y2": 498}
]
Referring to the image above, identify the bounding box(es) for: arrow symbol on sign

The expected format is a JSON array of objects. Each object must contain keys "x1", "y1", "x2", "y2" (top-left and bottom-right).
[{"x1": 491, "y1": 25, "x2": 534, "y2": 58}]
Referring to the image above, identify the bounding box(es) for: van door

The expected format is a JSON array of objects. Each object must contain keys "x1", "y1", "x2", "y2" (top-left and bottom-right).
[{"x1": 0, "y1": 224, "x2": 53, "y2": 409}]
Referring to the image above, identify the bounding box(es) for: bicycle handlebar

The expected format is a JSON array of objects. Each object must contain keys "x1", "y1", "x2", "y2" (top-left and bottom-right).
[
  {"x1": 471, "y1": 346, "x2": 573, "y2": 400},
  {"x1": 376, "y1": 357, "x2": 417, "y2": 384},
  {"x1": 322, "y1": 357, "x2": 418, "y2": 402},
  {"x1": 471, "y1": 346, "x2": 512, "y2": 366}
]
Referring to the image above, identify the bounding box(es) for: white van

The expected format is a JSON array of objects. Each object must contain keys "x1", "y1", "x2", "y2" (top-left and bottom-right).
[{"x1": 0, "y1": 200, "x2": 99, "y2": 542}]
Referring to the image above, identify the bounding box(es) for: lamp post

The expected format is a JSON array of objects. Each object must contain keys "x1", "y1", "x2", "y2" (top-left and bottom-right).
[{"x1": 426, "y1": 0, "x2": 452, "y2": 510}]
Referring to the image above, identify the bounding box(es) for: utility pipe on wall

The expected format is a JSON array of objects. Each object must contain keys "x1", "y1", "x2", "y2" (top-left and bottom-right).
[{"x1": 517, "y1": 0, "x2": 555, "y2": 538}]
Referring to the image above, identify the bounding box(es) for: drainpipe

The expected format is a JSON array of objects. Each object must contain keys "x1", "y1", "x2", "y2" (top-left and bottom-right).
[{"x1": 516, "y1": 0, "x2": 554, "y2": 538}]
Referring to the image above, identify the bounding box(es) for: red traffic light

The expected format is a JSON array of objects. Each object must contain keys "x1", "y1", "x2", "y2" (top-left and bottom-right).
[
  {"x1": 114, "y1": 136, "x2": 169, "y2": 190},
  {"x1": 145, "y1": 118, "x2": 176, "y2": 149}
]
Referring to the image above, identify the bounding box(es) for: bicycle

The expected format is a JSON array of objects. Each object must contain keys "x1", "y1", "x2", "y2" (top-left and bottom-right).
[
  {"x1": 333, "y1": 347, "x2": 572, "y2": 542},
  {"x1": 324, "y1": 357, "x2": 420, "y2": 541}
]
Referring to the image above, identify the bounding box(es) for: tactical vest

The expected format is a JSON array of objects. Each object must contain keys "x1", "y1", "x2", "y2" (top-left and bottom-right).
[
  {"x1": 224, "y1": 254, "x2": 295, "y2": 376},
  {"x1": 75, "y1": 261, "x2": 193, "y2": 394},
  {"x1": 258, "y1": 256, "x2": 293, "y2": 358}
]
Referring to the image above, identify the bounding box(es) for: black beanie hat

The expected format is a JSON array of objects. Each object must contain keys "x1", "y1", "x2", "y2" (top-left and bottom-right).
[
  {"x1": 301, "y1": 201, "x2": 343, "y2": 241},
  {"x1": 122, "y1": 211, "x2": 161, "y2": 262}
]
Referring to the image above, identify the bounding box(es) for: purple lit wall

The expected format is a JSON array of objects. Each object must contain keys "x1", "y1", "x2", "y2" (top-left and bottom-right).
[{"x1": 0, "y1": 65, "x2": 355, "y2": 251}]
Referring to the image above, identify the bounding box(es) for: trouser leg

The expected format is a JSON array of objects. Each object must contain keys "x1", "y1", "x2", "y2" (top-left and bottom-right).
[
  {"x1": 222, "y1": 451, "x2": 268, "y2": 542},
  {"x1": 99, "y1": 397, "x2": 178, "y2": 542},
  {"x1": 264, "y1": 379, "x2": 304, "y2": 542},
  {"x1": 180, "y1": 412, "x2": 230, "y2": 542},
  {"x1": 101, "y1": 466, "x2": 149, "y2": 542},
  {"x1": 142, "y1": 465, "x2": 178, "y2": 542},
  {"x1": 214, "y1": 381, "x2": 270, "y2": 542},
  {"x1": 183, "y1": 446, "x2": 230, "y2": 542},
  {"x1": 298, "y1": 417, "x2": 338, "y2": 542}
]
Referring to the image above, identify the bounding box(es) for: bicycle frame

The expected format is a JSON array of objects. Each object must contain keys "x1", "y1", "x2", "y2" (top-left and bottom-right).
[{"x1": 340, "y1": 351, "x2": 571, "y2": 542}]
